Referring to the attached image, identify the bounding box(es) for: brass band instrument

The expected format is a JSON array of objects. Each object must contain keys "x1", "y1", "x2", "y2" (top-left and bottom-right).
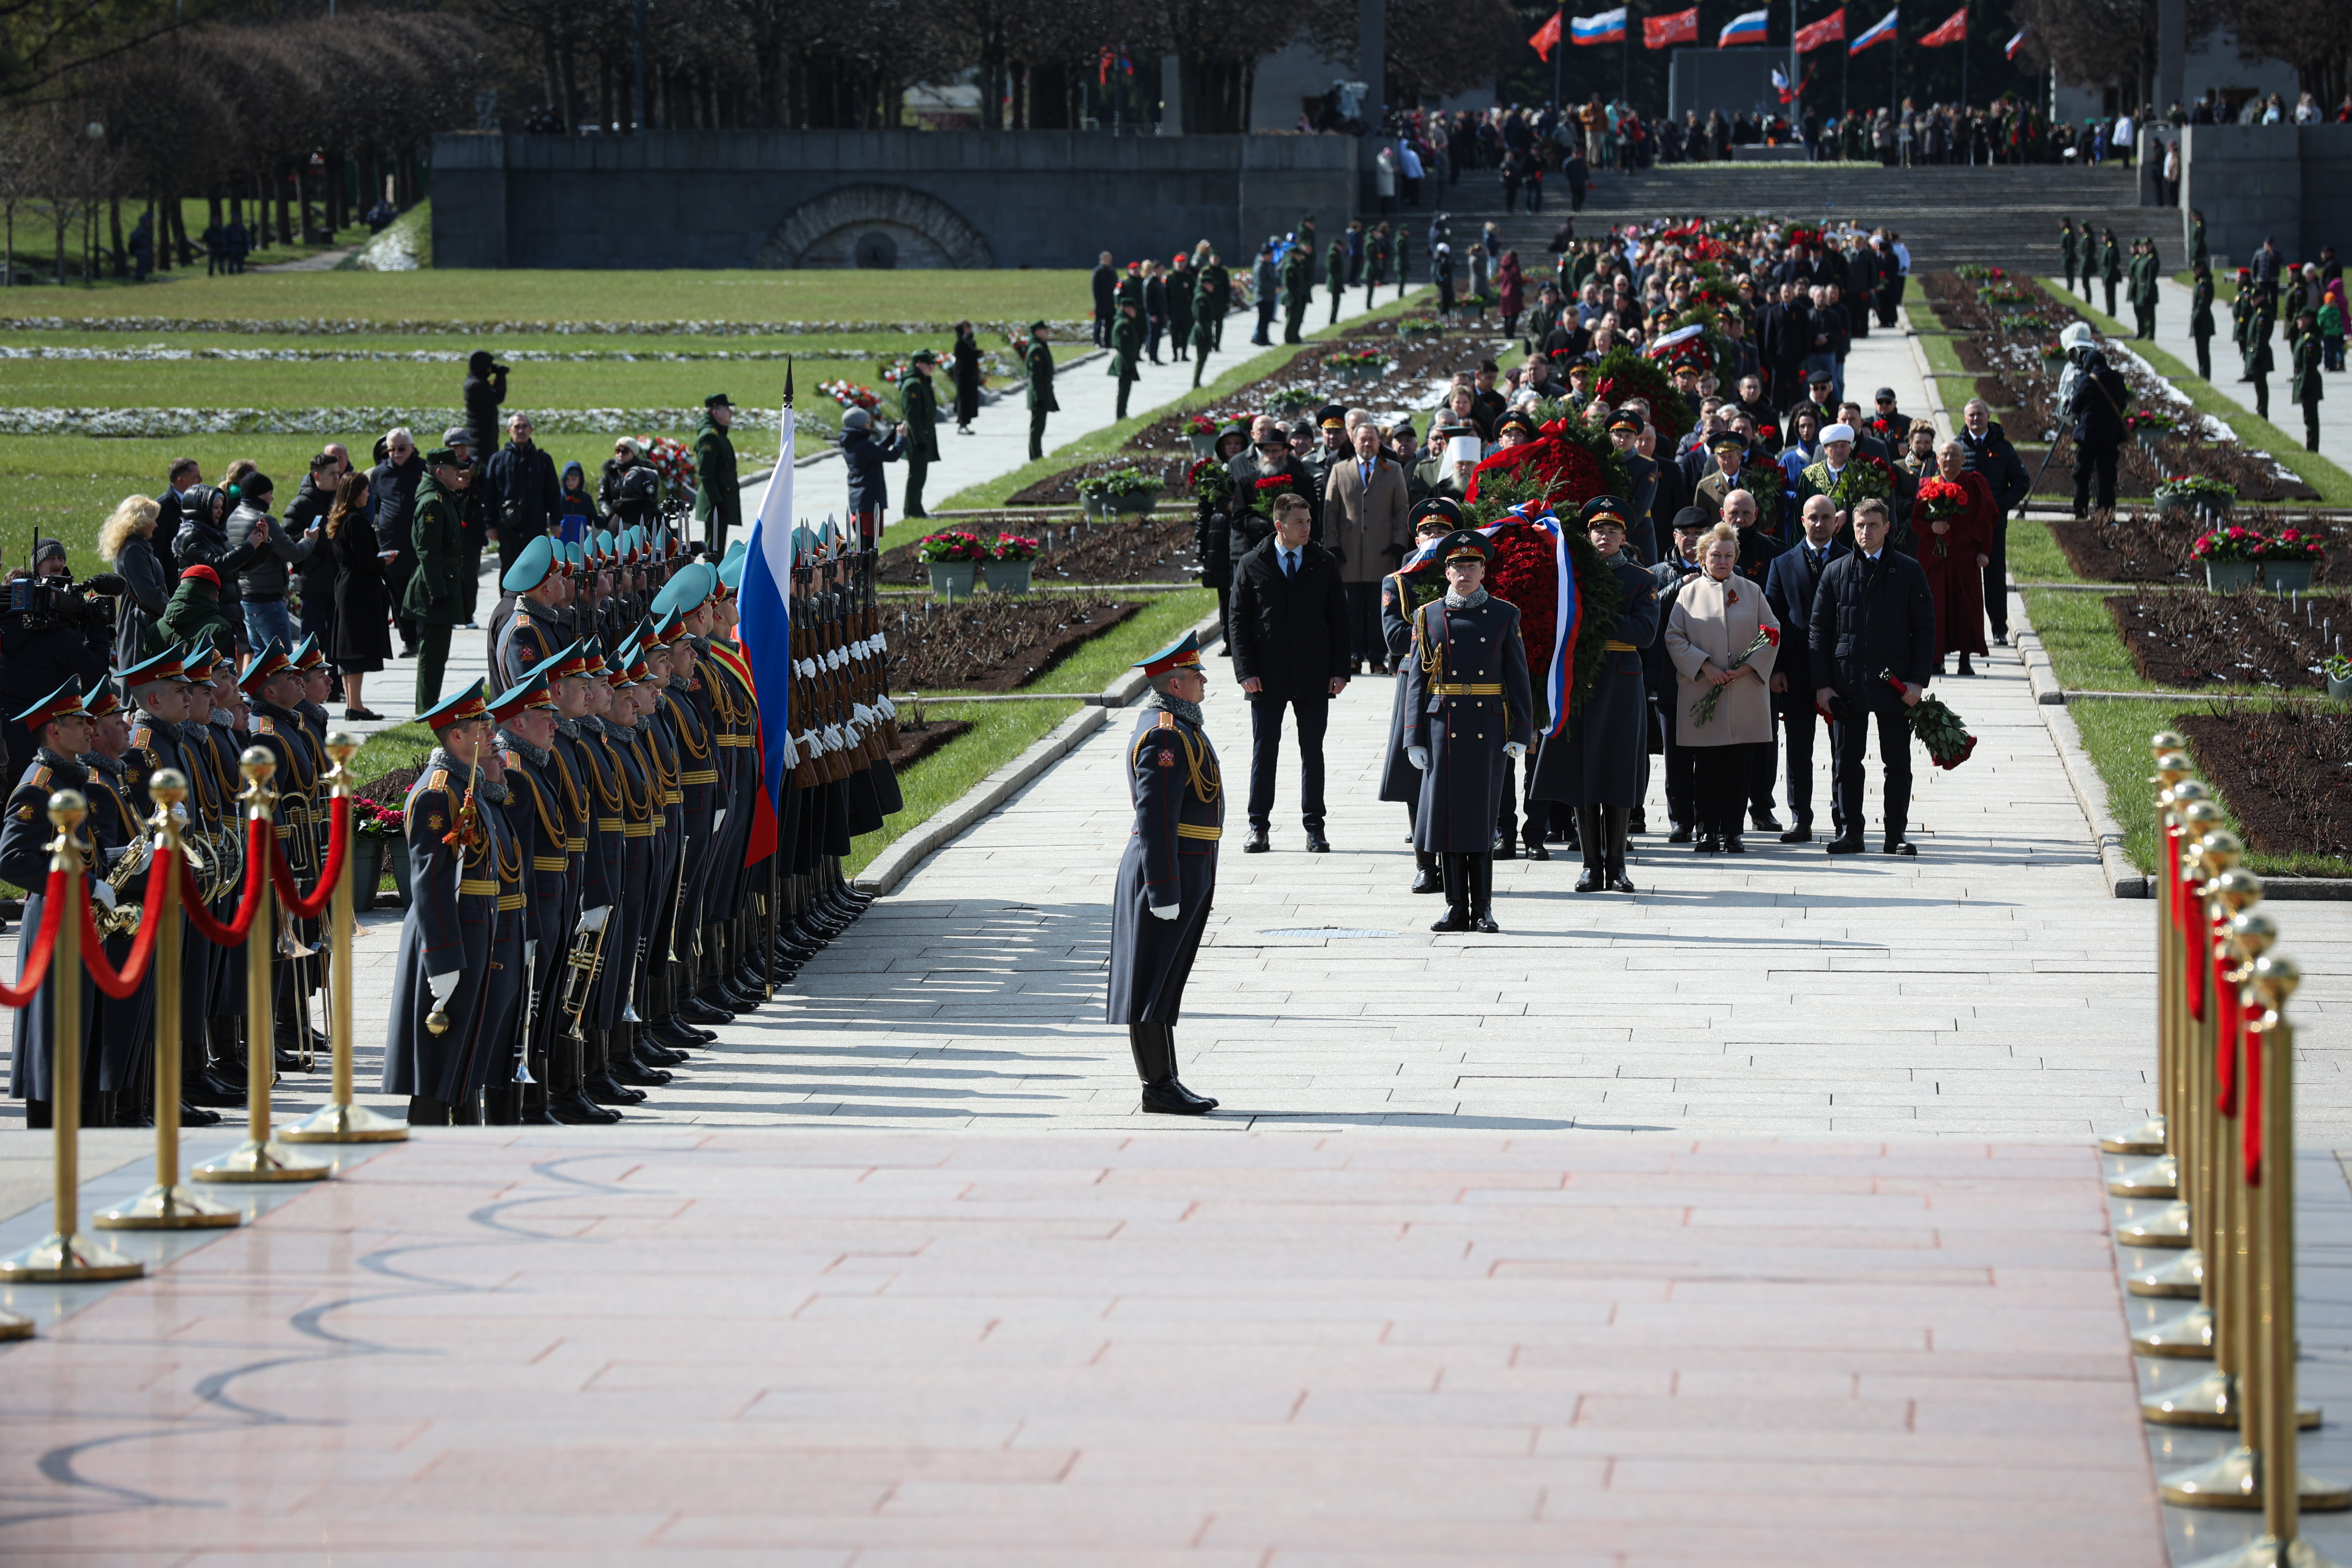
[
  {"x1": 557, "y1": 918, "x2": 609, "y2": 1042},
  {"x1": 91, "y1": 829, "x2": 208, "y2": 940}
]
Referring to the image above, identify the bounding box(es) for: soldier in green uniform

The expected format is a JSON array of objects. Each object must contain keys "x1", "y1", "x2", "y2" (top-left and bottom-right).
[
  {"x1": 2232, "y1": 270, "x2": 2254, "y2": 380},
  {"x1": 404, "y1": 445, "x2": 470, "y2": 715},
  {"x1": 2060, "y1": 218, "x2": 2078, "y2": 296},
  {"x1": 2247, "y1": 300, "x2": 2276, "y2": 420},
  {"x1": 899, "y1": 349, "x2": 940, "y2": 518},
  {"x1": 2190, "y1": 265, "x2": 2217, "y2": 380},
  {"x1": 2190, "y1": 208, "x2": 2208, "y2": 272},
  {"x1": 1022, "y1": 321, "x2": 1057, "y2": 462},
  {"x1": 1189, "y1": 294, "x2": 1217, "y2": 389},
  {"x1": 691, "y1": 393, "x2": 738, "y2": 556},
  {"x1": 2291, "y1": 307, "x2": 2325, "y2": 452},
  {"x1": 1394, "y1": 226, "x2": 1412, "y2": 299},
  {"x1": 1364, "y1": 223, "x2": 1390, "y2": 309},
  {"x1": 1167, "y1": 253, "x2": 1196, "y2": 362},
  {"x1": 1325, "y1": 236, "x2": 1348, "y2": 325},
  {"x1": 1281, "y1": 241, "x2": 1311, "y2": 343},
  {"x1": 2127, "y1": 237, "x2": 2160, "y2": 340},
  {"x1": 1116, "y1": 261, "x2": 1143, "y2": 318},
  {"x1": 2100, "y1": 228, "x2": 2123, "y2": 319},
  {"x1": 1198, "y1": 251, "x2": 1231, "y2": 352},
  {"x1": 1112, "y1": 301, "x2": 1145, "y2": 421}
]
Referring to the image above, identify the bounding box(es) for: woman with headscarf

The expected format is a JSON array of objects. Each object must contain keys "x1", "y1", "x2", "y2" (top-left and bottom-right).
[
  {"x1": 98, "y1": 494, "x2": 169, "y2": 665},
  {"x1": 950, "y1": 322, "x2": 984, "y2": 434}
]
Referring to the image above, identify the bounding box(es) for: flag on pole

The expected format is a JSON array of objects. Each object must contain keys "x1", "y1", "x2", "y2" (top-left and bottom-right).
[
  {"x1": 1644, "y1": 6, "x2": 1699, "y2": 46},
  {"x1": 1529, "y1": 9, "x2": 1564, "y2": 58},
  {"x1": 1848, "y1": 6, "x2": 1898, "y2": 52},
  {"x1": 1792, "y1": 6, "x2": 1846, "y2": 51},
  {"x1": 1918, "y1": 6, "x2": 1966, "y2": 46},
  {"x1": 2003, "y1": 22, "x2": 2030, "y2": 56},
  {"x1": 1717, "y1": 7, "x2": 1770, "y2": 47},
  {"x1": 1771, "y1": 66, "x2": 1795, "y2": 103},
  {"x1": 741, "y1": 392, "x2": 798, "y2": 811},
  {"x1": 1571, "y1": 7, "x2": 1628, "y2": 45}
]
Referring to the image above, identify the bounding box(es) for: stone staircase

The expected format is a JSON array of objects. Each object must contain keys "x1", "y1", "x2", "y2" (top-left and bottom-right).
[{"x1": 1421, "y1": 162, "x2": 2157, "y2": 273}]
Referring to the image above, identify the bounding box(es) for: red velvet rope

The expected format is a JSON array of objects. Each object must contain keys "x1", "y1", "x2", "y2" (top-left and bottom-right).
[
  {"x1": 2163, "y1": 825, "x2": 2182, "y2": 933},
  {"x1": 180, "y1": 814, "x2": 270, "y2": 946},
  {"x1": 2243, "y1": 1008, "x2": 2266, "y2": 1188},
  {"x1": 76, "y1": 851, "x2": 169, "y2": 1000},
  {"x1": 264, "y1": 796, "x2": 348, "y2": 922},
  {"x1": 2213, "y1": 931, "x2": 2240, "y2": 1118},
  {"x1": 0, "y1": 868, "x2": 66, "y2": 1009},
  {"x1": 2183, "y1": 881, "x2": 2206, "y2": 1023}
]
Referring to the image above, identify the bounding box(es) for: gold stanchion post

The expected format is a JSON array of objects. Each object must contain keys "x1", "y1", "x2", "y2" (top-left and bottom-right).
[
  {"x1": 96, "y1": 771, "x2": 238, "y2": 1231},
  {"x1": 194, "y1": 750, "x2": 330, "y2": 1184},
  {"x1": 0, "y1": 792, "x2": 145, "y2": 1283},
  {"x1": 2104, "y1": 735, "x2": 2192, "y2": 1161},
  {"x1": 2118, "y1": 796, "x2": 2223, "y2": 1250},
  {"x1": 284, "y1": 732, "x2": 405, "y2": 1145}
]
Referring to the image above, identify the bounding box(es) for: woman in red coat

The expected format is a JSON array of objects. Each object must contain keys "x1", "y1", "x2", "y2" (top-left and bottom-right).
[{"x1": 1912, "y1": 439, "x2": 1996, "y2": 674}]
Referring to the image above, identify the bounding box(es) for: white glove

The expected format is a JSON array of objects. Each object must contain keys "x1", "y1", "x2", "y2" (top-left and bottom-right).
[
  {"x1": 1504, "y1": 741, "x2": 1527, "y2": 761},
  {"x1": 576, "y1": 905, "x2": 611, "y2": 935},
  {"x1": 1406, "y1": 745, "x2": 1430, "y2": 770},
  {"x1": 427, "y1": 970, "x2": 460, "y2": 1006},
  {"x1": 92, "y1": 878, "x2": 118, "y2": 911},
  {"x1": 712, "y1": 810, "x2": 726, "y2": 833},
  {"x1": 1148, "y1": 902, "x2": 1180, "y2": 920},
  {"x1": 780, "y1": 731, "x2": 801, "y2": 767}
]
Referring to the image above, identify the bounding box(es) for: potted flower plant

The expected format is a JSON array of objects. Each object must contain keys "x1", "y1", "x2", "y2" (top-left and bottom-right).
[
  {"x1": 2190, "y1": 524, "x2": 2264, "y2": 592},
  {"x1": 1076, "y1": 468, "x2": 1165, "y2": 519},
  {"x1": 2327, "y1": 652, "x2": 2352, "y2": 703},
  {"x1": 349, "y1": 795, "x2": 406, "y2": 912},
  {"x1": 2125, "y1": 409, "x2": 2178, "y2": 453},
  {"x1": 1185, "y1": 412, "x2": 1221, "y2": 457},
  {"x1": 918, "y1": 530, "x2": 988, "y2": 597},
  {"x1": 2255, "y1": 527, "x2": 2324, "y2": 594},
  {"x1": 2154, "y1": 473, "x2": 2235, "y2": 525},
  {"x1": 985, "y1": 533, "x2": 1039, "y2": 594}
]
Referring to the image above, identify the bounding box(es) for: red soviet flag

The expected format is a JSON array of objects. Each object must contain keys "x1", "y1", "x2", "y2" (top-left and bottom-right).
[
  {"x1": 1644, "y1": 7, "x2": 1698, "y2": 46},
  {"x1": 1792, "y1": 7, "x2": 1847, "y2": 50},
  {"x1": 1530, "y1": 10, "x2": 1564, "y2": 60},
  {"x1": 1919, "y1": 6, "x2": 1967, "y2": 46}
]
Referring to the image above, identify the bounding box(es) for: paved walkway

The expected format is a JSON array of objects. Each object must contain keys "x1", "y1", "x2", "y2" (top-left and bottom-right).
[{"x1": 2143, "y1": 276, "x2": 2349, "y2": 475}]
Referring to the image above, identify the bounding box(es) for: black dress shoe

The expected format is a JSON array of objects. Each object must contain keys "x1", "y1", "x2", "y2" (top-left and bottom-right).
[
  {"x1": 1410, "y1": 867, "x2": 1442, "y2": 894},
  {"x1": 1825, "y1": 834, "x2": 1868, "y2": 854},
  {"x1": 1750, "y1": 810, "x2": 1784, "y2": 833},
  {"x1": 1304, "y1": 831, "x2": 1331, "y2": 853},
  {"x1": 1780, "y1": 825, "x2": 1813, "y2": 844},
  {"x1": 1694, "y1": 833, "x2": 1720, "y2": 853},
  {"x1": 520, "y1": 1101, "x2": 565, "y2": 1125},
  {"x1": 1723, "y1": 833, "x2": 1747, "y2": 854},
  {"x1": 1992, "y1": 632, "x2": 2009, "y2": 648},
  {"x1": 1574, "y1": 865, "x2": 1602, "y2": 892},
  {"x1": 179, "y1": 1099, "x2": 222, "y2": 1127},
  {"x1": 1883, "y1": 837, "x2": 1918, "y2": 857},
  {"x1": 1957, "y1": 656, "x2": 1974, "y2": 676},
  {"x1": 1666, "y1": 824, "x2": 1693, "y2": 844},
  {"x1": 1243, "y1": 828, "x2": 1270, "y2": 853},
  {"x1": 1607, "y1": 869, "x2": 1637, "y2": 893},
  {"x1": 1525, "y1": 839, "x2": 1550, "y2": 861},
  {"x1": 612, "y1": 1055, "x2": 671, "y2": 1087},
  {"x1": 1430, "y1": 907, "x2": 1470, "y2": 932},
  {"x1": 582, "y1": 1071, "x2": 646, "y2": 1105},
  {"x1": 646, "y1": 1017, "x2": 704, "y2": 1050},
  {"x1": 1470, "y1": 911, "x2": 1500, "y2": 933},
  {"x1": 1628, "y1": 809, "x2": 1648, "y2": 834},
  {"x1": 1140, "y1": 1077, "x2": 1218, "y2": 1115},
  {"x1": 680, "y1": 997, "x2": 733, "y2": 1025},
  {"x1": 187, "y1": 1071, "x2": 245, "y2": 1107},
  {"x1": 637, "y1": 1037, "x2": 688, "y2": 1066},
  {"x1": 1491, "y1": 837, "x2": 1519, "y2": 860},
  {"x1": 718, "y1": 981, "x2": 764, "y2": 1011},
  {"x1": 551, "y1": 1088, "x2": 622, "y2": 1124}
]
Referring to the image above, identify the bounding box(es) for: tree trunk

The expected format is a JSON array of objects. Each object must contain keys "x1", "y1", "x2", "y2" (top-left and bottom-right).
[
  {"x1": 170, "y1": 193, "x2": 193, "y2": 267},
  {"x1": 276, "y1": 163, "x2": 293, "y2": 245},
  {"x1": 108, "y1": 196, "x2": 125, "y2": 278}
]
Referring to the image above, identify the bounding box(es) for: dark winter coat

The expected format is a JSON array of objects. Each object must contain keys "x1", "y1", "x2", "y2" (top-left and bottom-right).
[
  {"x1": 1227, "y1": 538, "x2": 1350, "y2": 704},
  {"x1": 1807, "y1": 546, "x2": 1937, "y2": 695},
  {"x1": 841, "y1": 423, "x2": 908, "y2": 512}
]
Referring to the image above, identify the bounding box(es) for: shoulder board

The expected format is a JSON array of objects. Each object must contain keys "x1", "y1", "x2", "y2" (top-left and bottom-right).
[
  {"x1": 499, "y1": 748, "x2": 522, "y2": 771},
  {"x1": 27, "y1": 765, "x2": 49, "y2": 789},
  {"x1": 1155, "y1": 711, "x2": 1176, "y2": 729},
  {"x1": 254, "y1": 715, "x2": 274, "y2": 736},
  {"x1": 129, "y1": 724, "x2": 152, "y2": 748},
  {"x1": 426, "y1": 767, "x2": 448, "y2": 790}
]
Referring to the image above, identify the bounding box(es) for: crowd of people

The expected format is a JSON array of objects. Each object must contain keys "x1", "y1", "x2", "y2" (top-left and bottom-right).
[{"x1": 1179, "y1": 213, "x2": 2028, "y2": 930}]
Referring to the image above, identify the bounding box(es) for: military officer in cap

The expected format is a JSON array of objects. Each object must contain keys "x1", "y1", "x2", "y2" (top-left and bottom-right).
[
  {"x1": 541, "y1": 640, "x2": 623, "y2": 1121},
  {"x1": 1400, "y1": 530, "x2": 1534, "y2": 933},
  {"x1": 1692, "y1": 429, "x2": 1752, "y2": 523},
  {"x1": 3, "y1": 680, "x2": 102, "y2": 1127},
  {"x1": 1531, "y1": 497, "x2": 1661, "y2": 894},
  {"x1": 1105, "y1": 631, "x2": 1222, "y2": 1116},
  {"x1": 693, "y1": 393, "x2": 739, "y2": 555},
  {"x1": 290, "y1": 636, "x2": 333, "y2": 749},
  {"x1": 493, "y1": 534, "x2": 569, "y2": 690},
  {"x1": 383, "y1": 679, "x2": 521, "y2": 1124},
  {"x1": 242, "y1": 640, "x2": 328, "y2": 1070},
  {"x1": 405, "y1": 445, "x2": 471, "y2": 715},
  {"x1": 1379, "y1": 499, "x2": 1463, "y2": 894},
  {"x1": 79, "y1": 680, "x2": 161, "y2": 1126},
  {"x1": 1605, "y1": 407, "x2": 1662, "y2": 563},
  {"x1": 900, "y1": 351, "x2": 941, "y2": 518},
  {"x1": 1022, "y1": 322, "x2": 1058, "y2": 462},
  {"x1": 488, "y1": 669, "x2": 575, "y2": 1122}
]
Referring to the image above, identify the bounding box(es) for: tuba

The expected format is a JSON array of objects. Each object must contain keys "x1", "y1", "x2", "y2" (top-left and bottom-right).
[{"x1": 90, "y1": 827, "x2": 207, "y2": 940}]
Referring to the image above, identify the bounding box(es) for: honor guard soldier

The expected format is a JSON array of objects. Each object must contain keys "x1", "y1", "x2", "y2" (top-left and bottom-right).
[
  {"x1": 493, "y1": 533, "x2": 568, "y2": 689},
  {"x1": 705, "y1": 545, "x2": 770, "y2": 1005},
  {"x1": 540, "y1": 640, "x2": 621, "y2": 1122},
  {"x1": 1531, "y1": 497, "x2": 1662, "y2": 894},
  {"x1": 289, "y1": 636, "x2": 333, "y2": 748},
  {"x1": 244, "y1": 640, "x2": 329, "y2": 1072},
  {"x1": 170, "y1": 642, "x2": 249, "y2": 1096},
  {"x1": 1379, "y1": 499, "x2": 1465, "y2": 894},
  {"x1": 488, "y1": 669, "x2": 576, "y2": 1123},
  {"x1": 3, "y1": 680, "x2": 101, "y2": 1127},
  {"x1": 582, "y1": 638, "x2": 666, "y2": 1101},
  {"x1": 1400, "y1": 530, "x2": 1534, "y2": 933},
  {"x1": 80, "y1": 680, "x2": 162, "y2": 1127},
  {"x1": 649, "y1": 565, "x2": 726, "y2": 1023},
  {"x1": 1104, "y1": 631, "x2": 1222, "y2": 1116},
  {"x1": 383, "y1": 680, "x2": 524, "y2": 1125}
]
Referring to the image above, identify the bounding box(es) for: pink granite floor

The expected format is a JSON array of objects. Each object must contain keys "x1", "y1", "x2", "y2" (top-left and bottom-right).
[{"x1": 0, "y1": 1133, "x2": 2165, "y2": 1566}]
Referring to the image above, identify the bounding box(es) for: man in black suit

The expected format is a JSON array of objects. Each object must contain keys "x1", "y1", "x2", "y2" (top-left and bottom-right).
[
  {"x1": 1810, "y1": 496, "x2": 1936, "y2": 857},
  {"x1": 1090, "y1": 251, "x2": 1116, "y2": 347},
  {"x1": 1759, "y1": 283, "x2": 1811, "y2": 409},
  {"x1": 1229, "y1": 492, "x2": 1351, "y2": 854},
  {"x1": 1765, "y1": 494, "x2": 1850, "y2": 843}
]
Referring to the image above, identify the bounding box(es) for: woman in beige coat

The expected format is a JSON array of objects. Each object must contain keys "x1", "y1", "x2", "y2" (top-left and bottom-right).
[{"x1": 1664, "y1": 521, "x2": 1782, "y2": 854}]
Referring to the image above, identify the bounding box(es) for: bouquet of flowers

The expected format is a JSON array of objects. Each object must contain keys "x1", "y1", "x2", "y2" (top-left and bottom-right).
[
  {"x1": 1325, "y1": 347, "x2": 1386, "y2": 371},
  {"x1": 1884, "y1": 671, "x2": 1977, "y2": 769},
  {"x1": 2190, "y1": 525, "x2": 2263, "y2": 562},
  {"x1": 2255, "y1": 527, "x2": 2325, "y2": 562},
  {"x1": 1185, "y1": 412, "x2": 1221, "y2": 436},
  {"x1": 1688, "y1": 618, "x2": 1780, "y2": 727},
  {"x1": 1804, "y1": 452, "x2": 1895, "y2": 518},
  {"x1": 989, "y1": 534, "x2": 1040, "y2": 561},
  {"x1": 350, "y1": 796, "x2": 406, "y2": 841},
  {"x1": 1911, "y1": 476, "x2": 1969, "y2": 557},
  {"x1": 1956, "y1": 263, "x2": 2007, "y2": 282},
  {"x1": 1186, "y1": 457, "x2": 1232, "y2": 504},
  {"x1": 817, "y1": 377, "x2": 882, "y2": 411},
  {"x1": 1738, "y1": 459, "x2": 1786, "y2": 538},
  {"x1": 642, "y1": 435, "x2": 696, "y2": 491},
  {"x1": 877, "y1": 359, "x2": 913, "y2": 387},
  {"x1": 917, "y1": 530, "x2": 988, "y2": 563}
]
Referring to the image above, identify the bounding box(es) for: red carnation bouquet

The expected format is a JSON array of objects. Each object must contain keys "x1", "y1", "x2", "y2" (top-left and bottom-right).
[
  {"x1": 1884, "y1": 671, "x2": 1977, "y2": 768},
  {"x1": 1911, "y1": 476, "x2": 1969, "y2": 557},
  {"x1": 1689, "y1": 622, "x2": 1779, "y2": 727},
  {"x1": 1483, "y1": 521, "x2": 1562, "y2": 682}
]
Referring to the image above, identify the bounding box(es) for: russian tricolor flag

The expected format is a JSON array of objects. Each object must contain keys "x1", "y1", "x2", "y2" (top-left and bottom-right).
[
  {"x1": 2004, "y1": 24, "x2": 2030, "y2": 58},
  {"x1": 740, "y1": 398, "x2": 797, "y2": 809},
  {"x1": 1849, "y1": 5, "x2": 1898, "y2": 52},
  {"x1": 1572, "y1": 7, "x2": 1628, "y2": 44},
  {"x1": 1718, "y1": 7, "x2": 1769, "y2": 46}
]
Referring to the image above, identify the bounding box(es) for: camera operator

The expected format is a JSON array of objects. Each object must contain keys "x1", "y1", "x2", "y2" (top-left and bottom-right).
[
  {"x1": 0, "y1": 541, "x2": 119, "y2": 780},
  {"x1": 601, "y1": 438, "x2": 662, "y2": 539},
  {"x1": 463, "y1": 350, "x2": 509, "y2": 457}
]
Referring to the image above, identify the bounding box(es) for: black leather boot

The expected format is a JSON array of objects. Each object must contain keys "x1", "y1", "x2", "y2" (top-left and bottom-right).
[
  {"x1": 1574, "y1": 806, "x2": 1604, "y2": 892},
  {"x1": 1605, "y1": 807, "x2": 1638, "y2": 893},
  {"x1": 1470, "y1": 854, "x2": 1499, "y2": 933},
  {"x1": 406, "y1": 1095, "x2": 452, "y2": 1126},
  {"x1": 450, "y1": 1088, "x2": 484, "y2": 1125},
  {"x1": 609, "y1": 1023, "x2": 671, "y2": 1086},
  {"x1": 549, "y1": 1032, "x2": 620, "y2": 1123},
  {"x1": 1129, "y1": 1022, "x2": 1216, "y2": 1115},
  {"x1": 1430, "y1": 855, "x2": 1470, "y2": 932},
  {"x1": 1410, "y1": 848, "x2": 1441, "y2": 895},
  {"x1": 581, "y1": 1031, "x2": 646, "y2": 1105}
]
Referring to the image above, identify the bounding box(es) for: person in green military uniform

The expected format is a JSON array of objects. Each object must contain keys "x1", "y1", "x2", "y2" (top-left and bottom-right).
[
  {"x1": 1394, "y1": 226, "x2": 1412, "y2": 300},
  {"x1": 1189, "y1": 294, "x2": 1217, "y2": 389},
  {"x1": 1021, "y1": 320, "x2": 1057, "y2": 462},
  {"x1": 1363, "y1": 223, "x2": 1390, "y2": 310},
  {"x1": 1281, "y1": 240, "x2": 1311, "y2": 344},
  {"x1": 1167, "y1": 253, "x2": 1196, "y2": 363},
  {"x1": 1111, "y1": 300, "x2": 1145, "y2": 421},
  {"x1": 1324, "y1": 236, "x2": 1347, "y2": 325},
  {"x1": 2126, "y1": 237, "x2": 2158, "y2": 340},
  {"x1": 2232, "y1": 270, "x2": 2255, "y2": 380},
  {"x1": 2100, "y1": 228, "x2": 2124, "y2": 319},
  {"x1": 898, "y1": 349, "x2": 941, "y2": 518},
  {"x1": 2246, "y1": 300, "x2": 2276, "y2": 421},
  {"x1": 1116, "y1": 260, "x2": 1143, "y2": 319},
  {"x1": 2190, "y1": 264, "x2": 2217, "y2": 380},
  {"x1": 2190, "y1": 208, "x2": 2209, "y2": 273},
  {"x1": 2060, "y1": 218, "x2": 2079, "y2": 297},
  {"x1": 1198, "y1": 251, "x2": 1230, "y2": 352},
  {"x1": 2291, "y1": 307, "x2": 2325, "y2": 453},
  {"x1": 691, "y1": 392, "x2": 738, "y2": 556},
  {"x1": 405, "y1": 445, "x2": 470, "y2": 714}
]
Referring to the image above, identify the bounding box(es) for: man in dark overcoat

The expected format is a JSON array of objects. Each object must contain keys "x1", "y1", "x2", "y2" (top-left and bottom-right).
[
  {"x1": 1764, "y1": 494, "x2": 1850, "y2": 844},
  {"x1": 1809, "y1": 498, "x2": 1936, "y2": 856},
  {"x1": 1228, "y1": 492, "x2": 1349, "y2": 854}
]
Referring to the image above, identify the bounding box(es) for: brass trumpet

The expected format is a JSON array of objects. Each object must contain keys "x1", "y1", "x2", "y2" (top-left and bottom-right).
[{"x1": 90, "y1": 831, "x2": 206, "y2": 940}]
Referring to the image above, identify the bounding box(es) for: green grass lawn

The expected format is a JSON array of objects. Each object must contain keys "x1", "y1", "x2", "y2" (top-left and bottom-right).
[
  {"x1": 2038, "y1": 279, "x2": 2352, "y2": 506},
  {"x1": 2007, "y1": 519, "x2": 2085, "y2": 583},
  {"x1": 2070, "y1": 695, "x2": 2352, "y2": 879},
  {"x1": 0, "y1": 268, "x2": 1102, "y2": 325}
]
